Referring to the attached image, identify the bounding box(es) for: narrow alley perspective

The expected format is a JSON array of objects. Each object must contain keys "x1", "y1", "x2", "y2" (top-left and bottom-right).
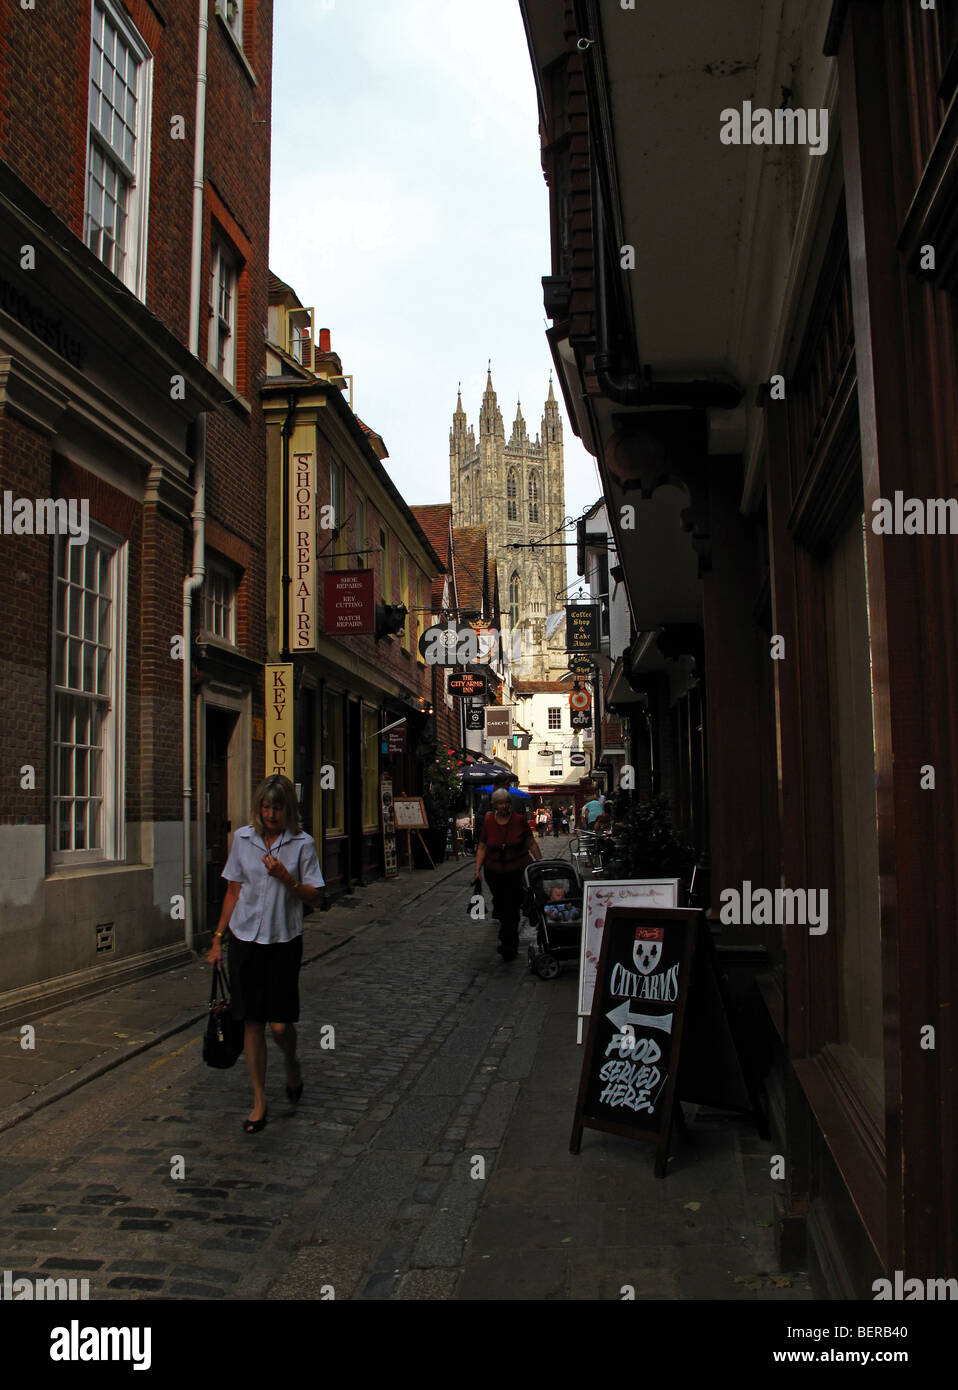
[{"x1": 1, "y1": 0, "x2": 956, "y2": 1370}]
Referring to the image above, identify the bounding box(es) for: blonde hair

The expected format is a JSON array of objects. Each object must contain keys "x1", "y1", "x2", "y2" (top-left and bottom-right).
[{"x1": 251, "y1": 774, "x2": 302, "y2": 836}]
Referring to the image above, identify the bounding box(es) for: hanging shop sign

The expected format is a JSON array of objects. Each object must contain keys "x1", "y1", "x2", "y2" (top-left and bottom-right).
[
  {"x1": 570, "y1": 752, "x2": 586, "y2": 766},
  {"x1": 418, "y1": 623, "x2": 480, "y2": 666},
  {"x1": 569, "y1": 653, "x2": 593, "y2": 675},
  {"x1": 448, "y1": 672, "x2": 487, "y2": 697},
  {"x1": 484, "y1": 707, "x2": 512, "y2": 737},
  {"x1": 265, "y1": 664, "x2": 294, "y2": 779},
  {"x1": 383, "y1": 721, "x2": 407, "y2": 755},
  {"x1": 289, "y1": 451, "x2": 317, "y2": 650},
  {"x1": 324, "y1": 568, "x2": 375, "y2": 635},
  {"x1": 571, "y1": 708, "x2": 593, "y2": 730},
  {"x1": 566, "y1": 603, "x2": 600, "y2": 653},
  {"x1": 569, "y1": 687, "x2": 592, "y2": 711},
  {"x1": 465, "y1": 705, "x2": 485, "y2": 730}
]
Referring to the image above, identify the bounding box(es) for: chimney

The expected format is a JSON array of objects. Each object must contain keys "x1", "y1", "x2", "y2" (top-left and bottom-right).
[{"x1": 314, "y1": 325, "x2": 343, "y2": 378}]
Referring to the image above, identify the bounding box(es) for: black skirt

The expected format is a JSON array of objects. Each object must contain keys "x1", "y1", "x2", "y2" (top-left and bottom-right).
[{"x1": 226, "y1": 933, "x2": 303, "y2": 1023}]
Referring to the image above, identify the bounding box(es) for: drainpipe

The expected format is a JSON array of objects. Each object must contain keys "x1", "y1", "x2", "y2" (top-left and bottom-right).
[{"x1": 182, "y1": 0, "x2": 209, "y2": 951}]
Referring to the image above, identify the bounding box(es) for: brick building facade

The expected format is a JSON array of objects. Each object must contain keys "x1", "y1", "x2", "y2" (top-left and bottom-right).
[{"x1": 0, "y1": 0, "x2": 273, "y2": 1000}]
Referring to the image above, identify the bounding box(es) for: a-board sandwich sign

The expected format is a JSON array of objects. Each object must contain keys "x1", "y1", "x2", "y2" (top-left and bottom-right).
[
  {"x1": 577, "y1": 879, "x2": 681, "y2": 1029},
  {"x1": 570, "y1": 905, "x2": 700, "y2": 1177}
]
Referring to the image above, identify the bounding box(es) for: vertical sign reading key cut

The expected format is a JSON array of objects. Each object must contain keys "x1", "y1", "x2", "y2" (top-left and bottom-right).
[{"x1": 265, "y1": 664, "x2": 294, "y2": 779}]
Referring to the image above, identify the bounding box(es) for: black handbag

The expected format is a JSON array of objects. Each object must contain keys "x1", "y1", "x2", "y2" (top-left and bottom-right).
[{"x1": 203, "y1": 963, "x2": 246, "y2": 1069}]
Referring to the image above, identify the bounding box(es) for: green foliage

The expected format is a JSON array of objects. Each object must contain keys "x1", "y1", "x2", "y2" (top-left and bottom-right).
[
  {"x1": 417, "y1": 731, "x2": 462, "y2": 827},
  {"x1": 610, "y1": 795, "x2": 695, "y2": 882}
]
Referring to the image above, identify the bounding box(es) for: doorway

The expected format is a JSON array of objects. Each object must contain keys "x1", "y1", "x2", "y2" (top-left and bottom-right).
[{"x1": 205, "y1": 707, "x2": 238, "y2": 928}]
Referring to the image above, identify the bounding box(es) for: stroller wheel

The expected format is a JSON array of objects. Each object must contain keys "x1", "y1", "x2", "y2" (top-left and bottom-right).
[{"x1": 534, "y1": 954, "x2": 560, "y2": 980}]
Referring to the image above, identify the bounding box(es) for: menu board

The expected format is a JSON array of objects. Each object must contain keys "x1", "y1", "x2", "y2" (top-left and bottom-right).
[
  {"x1": 577, "y1": 879, "x2": 681, "y2": 1026},
  {"x1": 392, "y1": 796, "x2": 429, "y2": 829},
  {"x1": 571, "y1": 905, "x2": 700, "y2": 1177}
]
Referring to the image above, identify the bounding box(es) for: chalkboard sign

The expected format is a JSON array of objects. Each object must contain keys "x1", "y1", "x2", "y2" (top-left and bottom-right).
[{"x1": 570, "y1": 905, "x2": 700, "y2": 1177}]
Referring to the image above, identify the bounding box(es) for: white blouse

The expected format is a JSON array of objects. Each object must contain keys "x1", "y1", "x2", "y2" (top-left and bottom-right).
[{"x1": 221, "y1": 825, "x2": 325, "y2": 944}]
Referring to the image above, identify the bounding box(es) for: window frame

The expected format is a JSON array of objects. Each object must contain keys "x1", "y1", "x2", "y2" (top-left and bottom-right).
[
  {"x1": 509, "y1": 572, "x2": 520, "y2": 628},
  {"x1": 208, "y1": 232, "x2": 238, "y2": 383},
  {"x1": 399, "y1": 550, "x2": 410, "y2": 651},
  {"x1": 507, "y1": 470, "x2": 518, "y2": 521},
  {"x1": 83, "y1": 0, "x2": 153, "y2": 300},
  {"x1": 201, "y1": 555, "x2": 238, "y2": 646},
  {"x1": 361, "y1": 705, "x2": 380, "y2": 831},
  {"x1": 217, "y1": 0, "x2": 244, "y2": 49},
  {"x1": 528, "y1": 470, "x2": 540, "y2": 523},
  {"x1": 50, "y1": 522, "x2": 128, "y2": 867},
  {"x1": 323, "y1": 690, "x2": 345, "y2": 835},
  {"x1": 547, "y1": 706, "x2": 562, "y2": 730}
]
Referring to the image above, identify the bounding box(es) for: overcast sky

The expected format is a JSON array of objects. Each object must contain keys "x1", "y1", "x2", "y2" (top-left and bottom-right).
[{"x1": 269, "y1": 0, "x2": 601, "y2": 595}]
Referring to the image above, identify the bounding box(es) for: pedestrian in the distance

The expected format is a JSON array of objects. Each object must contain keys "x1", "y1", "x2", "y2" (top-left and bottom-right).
[
  {"x1": 207, "y1": 775, "x2": 325, "y2": 1133},
  {"x1": 552, "y1": 805, "x2": 561, "y2": 837},
  {"x1": 474, "y1": 788, "x2": 542, "y2": 960}
]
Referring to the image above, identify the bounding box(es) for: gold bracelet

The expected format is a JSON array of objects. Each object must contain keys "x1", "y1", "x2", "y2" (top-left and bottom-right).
[{"x1": 214, "y1": 930, "x2": 224, "y2": 939}]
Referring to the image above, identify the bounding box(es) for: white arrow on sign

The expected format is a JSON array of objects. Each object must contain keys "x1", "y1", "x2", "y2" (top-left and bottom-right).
[{"x1": 606, "y1": 999, "x2": 673, "y2": 1035}]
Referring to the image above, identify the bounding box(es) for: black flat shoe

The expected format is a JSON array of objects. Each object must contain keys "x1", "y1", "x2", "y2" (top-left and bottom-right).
[
  {"x1": 286, "y1": 1081, "x2": 303, "y2": 1105},
  {"x1": 243, "y1": 1108, "x2": 268, "y2": 1133}
]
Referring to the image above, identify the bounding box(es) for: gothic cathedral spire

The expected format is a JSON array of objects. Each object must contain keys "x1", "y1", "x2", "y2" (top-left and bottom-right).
[{"x1": 449, "y1": 374, "x2": 566, "y2": 680}]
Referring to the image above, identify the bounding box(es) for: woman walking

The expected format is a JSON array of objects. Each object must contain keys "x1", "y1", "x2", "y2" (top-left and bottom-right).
[
  {"x1": 474, "y1": 788, "x2": 542, "y2": 961},
  {"x1": 207, "y1": 775, "x2": 324, "y2": 1133}
]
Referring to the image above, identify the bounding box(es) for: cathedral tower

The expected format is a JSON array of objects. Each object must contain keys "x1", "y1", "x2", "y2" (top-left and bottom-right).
[{"x1": 449, "y1": 370, "x2": 566, "y2": 679}]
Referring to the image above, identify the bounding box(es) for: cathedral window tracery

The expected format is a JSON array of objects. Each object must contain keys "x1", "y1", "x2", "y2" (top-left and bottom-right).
[
  {"x1": 528, "y1": 471, "x2": 540, "y2": 522},
  {"x1": 509, "y1": 572, "x2": 521, "y2": 629},
  {"x1": 507, "y1": 470, "x2": 518, "y2": 521}
]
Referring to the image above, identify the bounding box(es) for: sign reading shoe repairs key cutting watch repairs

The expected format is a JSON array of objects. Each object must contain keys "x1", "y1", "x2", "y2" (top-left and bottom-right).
[{"x1": 324, "y1": 569, "x2": 375, "y2": 635}]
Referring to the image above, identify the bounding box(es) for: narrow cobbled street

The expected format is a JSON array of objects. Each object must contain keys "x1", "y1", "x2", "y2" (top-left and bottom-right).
[{"x1": 0, "y1": 855, "x2": 811, "y2": 1302}]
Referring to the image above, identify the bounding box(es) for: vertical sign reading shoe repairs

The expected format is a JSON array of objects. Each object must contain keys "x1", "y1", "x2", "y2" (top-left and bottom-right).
[
  {"x1": 266, "y1": 664, "x2": 294, "y2": 779},
  {"x1": 289, "y1": 450, "x2": 317, "y2": 650}
]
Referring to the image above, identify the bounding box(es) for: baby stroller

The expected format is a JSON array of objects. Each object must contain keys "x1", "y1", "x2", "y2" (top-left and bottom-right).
[{"x1": 522, "y1": 859, "x2": 584, "y2": 980}]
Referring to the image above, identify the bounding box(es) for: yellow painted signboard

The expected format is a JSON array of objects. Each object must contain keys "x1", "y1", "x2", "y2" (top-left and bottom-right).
[{"x1": 266, "y1": 664, "x2": 294, "y2": 780}]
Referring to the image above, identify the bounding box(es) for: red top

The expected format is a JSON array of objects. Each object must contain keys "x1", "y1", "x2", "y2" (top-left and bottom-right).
[{"x1": 479, "y1": 812, "x2": 535, "y2": 873}]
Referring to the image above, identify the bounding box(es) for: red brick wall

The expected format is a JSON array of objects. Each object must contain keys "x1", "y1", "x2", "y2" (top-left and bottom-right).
[{"x1": 1, "y1": 0, "x2": 274, "y2": 829}]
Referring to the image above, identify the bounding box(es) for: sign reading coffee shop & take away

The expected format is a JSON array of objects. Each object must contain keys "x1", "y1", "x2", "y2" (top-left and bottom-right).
[{"x1": 566, "y1": 603, "x2": 599, "y2": 653}]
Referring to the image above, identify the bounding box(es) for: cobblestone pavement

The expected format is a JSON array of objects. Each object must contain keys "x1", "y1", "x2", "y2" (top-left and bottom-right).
[{"x1": 0, "y1": 844, "x2": 814, "y2": 1301}]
